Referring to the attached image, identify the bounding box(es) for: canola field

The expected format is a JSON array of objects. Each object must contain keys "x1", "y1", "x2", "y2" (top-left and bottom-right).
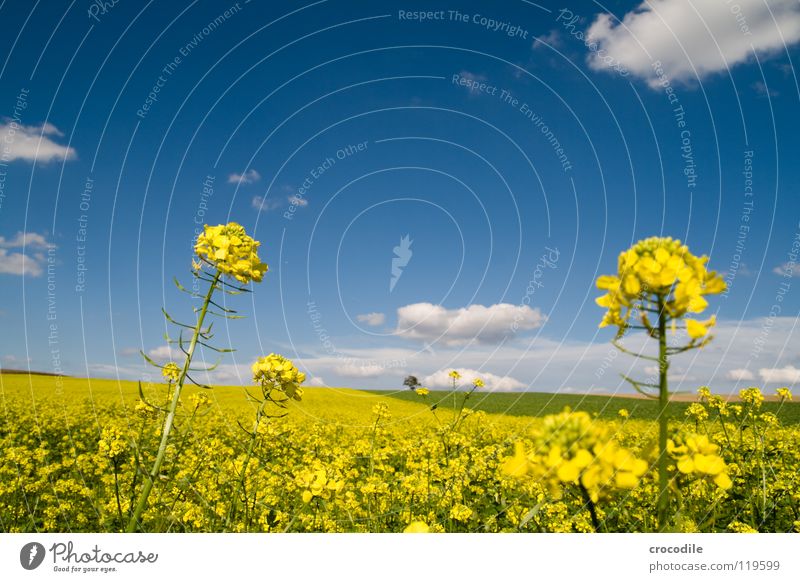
[{"x1": 1, "y1": 372, "x2": 798, "y2": 533}]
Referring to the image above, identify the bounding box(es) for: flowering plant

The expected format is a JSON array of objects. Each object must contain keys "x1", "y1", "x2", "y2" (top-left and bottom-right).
[
  {"x1": 127, "y1": 222, "x2": 266, "y2": 532},
  {"x1": 595, "y1": 237, "x2": 725, "y2": 529}
]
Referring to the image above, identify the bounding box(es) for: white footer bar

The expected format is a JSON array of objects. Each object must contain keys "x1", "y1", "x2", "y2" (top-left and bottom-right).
[{"x1": 1, "y1": 533, "x2": 798, "y2": 581}]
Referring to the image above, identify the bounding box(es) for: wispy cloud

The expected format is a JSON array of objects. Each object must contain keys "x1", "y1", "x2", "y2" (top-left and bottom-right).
[
  {"x1": 453, "y1": 70, "x2": 490, "y2": 98},
  {"x1": 227, "y1": 169, "x2": 261, "y2": 184},
  {"x1": 726, "y1": 368, "x2": 755, "y2": 381},
  {"x1": 0, "y1": 232, "x2": 50, "y2": 248},
  {"x1": 251, "y1": 195, "x2": 283, "y2": 213},
  {"x1": 0, "y1": 122, "x2": 76, "y2": 162},
  {"x1": 251, "y1": 193, "x2": 307, "y2": 213},
  {"x1": 146, "y1": 345, "x2": 178, "y2": 360},
  {"x1": 773, "y1": 262, "x2": 800, "y2": 277},
  {"x1": 357, "y1": 312, "x2": 386, "y2": 326},
  {"x1": 752, "y1": 81, "x2": 779, "y2": 97},
  {"x1": 0, "y1": 231, "x2": 52, "y2": 277},
  {"x1": 333, "y1": 363, "x2": 390, "y2": 378}
]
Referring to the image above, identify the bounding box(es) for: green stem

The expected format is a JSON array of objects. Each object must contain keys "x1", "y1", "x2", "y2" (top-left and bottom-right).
[
  {"x1": 452, "y1": 378, "x2": 457, "y2": 419},
  {"x1": 656, "y1": 294, "x2": 670, "y2": 530},
  {"x1": 113, "y1": 459, "x2": 123, "y2": 524},
  {"x1": 453, "y1": 386, "x2": 477, "y2": 431},
  {"x1": 579, "y1": 484, "x2": 601, "y2": 532},
  {"x1": 126, "y1": 269, "x2": 221, "y2": 532},
  {"x1": 227, "y1": 402, "x2": 265, "y2": 531}
]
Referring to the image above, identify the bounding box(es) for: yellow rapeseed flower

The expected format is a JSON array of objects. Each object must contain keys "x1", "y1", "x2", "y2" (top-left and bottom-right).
[
  {"x1": 685, "y1": 403, "x2": 708, "y2": 422},
  {"x1": 739, "y1": 386, "x2": 764, "y2": 408},
  {"x1": 404, "y1": 521, "x2": 430, "y2": 533},
  {"x1": 668, "y1": 433, "x2": 732, "y2": 490},
  {"x1": 502, "y1": 408, "x2": 648, "y2": 502},
  {"x1": 162, "y1": 362, "x2": 181, "y2": 383},
  {"x1": 595, "y1": 237, "x2": 725, "y2": 332},
  {"x1": 98, "y1": 425, "x2": 127, "y2": 461},
  {"x1": 194, "y1": 222, "x2": 268, "y2": 284},
  {"x1": 449, "y1": 503, "x2": 473, "y2": 522},
  {"x1": 252, "y1": 353, "x2": 305, "y2": 401},
  {"x1": 296, "y1": 466, "x2": 343, "y2": 503},
  {"x1": 501, "y1": 442, "x2": 530, "y2": 478}
]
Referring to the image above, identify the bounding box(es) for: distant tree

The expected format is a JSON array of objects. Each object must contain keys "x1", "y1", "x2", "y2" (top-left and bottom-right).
[{"x1": 403, "y1": 375, "x2": 420, "y2": 391}]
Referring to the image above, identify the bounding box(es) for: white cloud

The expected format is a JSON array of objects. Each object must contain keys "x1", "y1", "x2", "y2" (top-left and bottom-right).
[
  {"x1": 726, "y1": 368, "x2": 755, "y2": 381},
  {"x1": 454, "y1": 70, "x2": 490, "y2": 97},
  {"x1": 1, "y1": 354, "x2": 30, "y2": 367},
  {"x1": 228, "y1": 169, "x2": 261, "y2": 184},
  {"x1": 147, "y1": 345, "x2": 178, "y2": 360},
  {"x1": 333, "y1": 363, "x2": 387, "y2": 378},
  {"x1": 288, "y1": 195, "x2": 308, "y2": 207},
  {"x1": 422, "y1": 368, "x2": 525, "y2": 392},
  {"x1": 0, "y1": 122, "x2": 76, "y2": 162},
  {"x1": 198, "y1": 363, "x2": 251, "y2": 385},
  {"x1": 752, "y1": 80, "x2": 779, "y2": 97},
  {"x1": 643, "y1": 365, "x2": 695, "y2": 382},
  {"x1": 586, "y1": 0, "x2": 800, "y2": 87},
  {"x1": 758, "y1": 365, "x2": 800, "y2": 384},
  {"x1": 773, "y1": 262, "x2": 800, "y2": 277},
  {"x1": 88, "y1": 363, "x2": 148, "y2": 379},
  {"x1": 395, "y1": 302, "x2": 545, "y2": 345},
  {"x1": 251, "y1": 195, "x2": 283, "y2": 213},
  {"x1": 307, "y1": 376, "x2": 327, "y2": 386},
  {"x1": 0, "y1": 249, "x2": 43, "y2": 276},
  {"x1": 0, "y1": 231, "x2": 52, "y2": 276},
  {"x1": 457, "y1": 70, "x2": 486, "y2": 84},
  {"x1": 0, "y1": 232, "x2": 50, "y2": 248},
  {"x1": 357, "y1": 312, "x2": 385, "y2": 326}
]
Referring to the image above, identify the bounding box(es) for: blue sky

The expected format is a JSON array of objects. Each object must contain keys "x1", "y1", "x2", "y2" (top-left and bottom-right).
[{"x1": 1, "y1": 0, "x2": 800, "y2": 393}]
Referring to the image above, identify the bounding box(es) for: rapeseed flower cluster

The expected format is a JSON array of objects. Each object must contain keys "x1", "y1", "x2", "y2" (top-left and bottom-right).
[
  {"x1": 668, "y1": 434, "x2": 732, "y2": 490},
  {"x1": 502, "y1": 409, "x2": 648, "y2": 503},
  {"x1": 295, "y1": 466, "x2": 345, "y2": 504},
  {"x1": 98, "y1": 425, "x2": 128, "y2": 462},
  {"x1": 194, "y1": 222, "x2": 268, "y2": 283},
  {"x1": 162, "y1": 362, "x2": 181, "y2": 383},
  {"x1": 252, "y1": 354, "x2": 305, "y2": 401},
  {"x1": 595, "y1": 237, "x2": 725, "y2": 336}
]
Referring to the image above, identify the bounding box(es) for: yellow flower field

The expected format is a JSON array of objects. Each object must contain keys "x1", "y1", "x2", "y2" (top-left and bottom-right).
[{"x1": 1, "y1": 372, "x2": 798, "y2": 533}]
